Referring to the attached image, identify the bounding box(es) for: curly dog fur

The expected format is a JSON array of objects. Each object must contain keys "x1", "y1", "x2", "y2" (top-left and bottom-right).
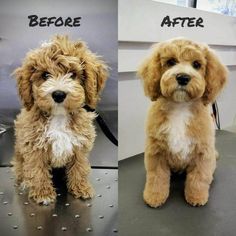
[
  {"x1": 12, "y1": 35, "x2": 108, "y2": 205},
  {"x1": 138, "y1": 38, "x2": 228, "y2": 207}
]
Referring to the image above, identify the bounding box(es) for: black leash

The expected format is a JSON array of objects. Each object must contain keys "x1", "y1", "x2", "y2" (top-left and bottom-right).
[
  {"x1": 83, "y1": 105, "x2": 118, "y2": 146},
  {"x1": 212, "y1": 102, "x2": 220, "y2": 130}
]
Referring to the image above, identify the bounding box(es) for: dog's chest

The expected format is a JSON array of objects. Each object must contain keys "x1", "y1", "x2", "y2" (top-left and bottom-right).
[
  {"x1": 163, "y1": 104, "x2": 193, "y2": 159},
  {"x1": 45, "y1": 115, "x2": 86, "y2": 167}
]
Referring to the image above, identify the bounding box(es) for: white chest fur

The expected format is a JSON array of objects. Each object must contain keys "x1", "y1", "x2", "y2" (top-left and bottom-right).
[
  {"x1": 164, "y1": 103, "x2": 193, "y2": 159},
  {"x1": 45, "y1": 112, "x2": 86, "y2": 166}
]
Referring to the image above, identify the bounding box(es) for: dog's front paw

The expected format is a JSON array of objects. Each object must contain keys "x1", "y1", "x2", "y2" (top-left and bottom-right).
[
  {"x1": 143, "y1": 187, "x2": 169, "y2": 208},
  {"x1": 69, "y1": 182, "x2": 95, "y2": 200},
  {"x1": 29, "y1": 188, "x2": 57, "y2": 205},
  {"x1": 19, "y1": 181, "x2": 29, "y2": 191},
  {"x1": 185, "y1": 188, "x2": 209, "y2": 206}
]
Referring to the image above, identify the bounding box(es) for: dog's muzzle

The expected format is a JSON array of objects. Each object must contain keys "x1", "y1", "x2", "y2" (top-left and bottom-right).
[
  {"x1": 52, "y1": 90, "x2": 67, "y2": 103},
  {"x1": 176, "y1": 73, "x2": 191, "y2": 86}
]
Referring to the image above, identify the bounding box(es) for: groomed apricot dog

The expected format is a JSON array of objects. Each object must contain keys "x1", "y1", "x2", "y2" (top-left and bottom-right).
[
  {"x1": 138, "y1": 38, "x2": 228, "y2": 207},
  {"x1": 12, "y1": 35, "x2": 108, "y2": 204}
]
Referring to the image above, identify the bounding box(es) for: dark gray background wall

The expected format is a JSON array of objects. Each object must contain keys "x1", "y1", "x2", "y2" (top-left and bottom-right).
[{"x1": 0, "y1": 0, "x2": 117, "y2": 122}]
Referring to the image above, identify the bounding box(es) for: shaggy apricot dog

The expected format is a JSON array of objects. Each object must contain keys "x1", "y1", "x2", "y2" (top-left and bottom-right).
[
  {"x1": 12, "y1": 35, "x2": 108, "y2": 204},
  {"x1": 138, "y1": 38, "x2": 228, "y2": 207}
]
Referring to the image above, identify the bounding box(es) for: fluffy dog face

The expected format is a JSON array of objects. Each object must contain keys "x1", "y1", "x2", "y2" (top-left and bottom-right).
[
  {"x1": 28, "y1": 66, "x2": 85, "y2": 115},
  {"x1": 14, "y1": 35, "x2": 108, "y2": 113},
  {"x1": 138, "y1": 38, "x2": 228, "y2": 104}
]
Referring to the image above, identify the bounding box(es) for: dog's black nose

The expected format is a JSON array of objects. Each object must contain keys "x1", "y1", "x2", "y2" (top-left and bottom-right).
[
  {"x1": 52, "y1": 90, "x2": 67, "y2": 103},
  {"x1": 176, "y1": 73, "x2": 191, "y2": 86}
]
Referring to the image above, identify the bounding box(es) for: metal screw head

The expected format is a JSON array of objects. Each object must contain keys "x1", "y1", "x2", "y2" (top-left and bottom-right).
[
  {"x1": 106, "y1": 185, "x2": 111, "y2": 189},
  {"x1": 65, "y1": 203, "x2": 70, "y2": 207},
  {"x1": 99, "y1": 215, "x2": 104, "y2": 219},
  {"x1": 96, "y1": 178, "x2": 101, "y2": 181},
  {"x1": 18, "y1": 192, "x2": 23, "y2": 195},
  {"x1": 109, "y1": 204, "x2": 114, "y2": 208},
  {"x1": 113, "y1": 229, "x2": 118, "y2": 233},
  {"x1": 86, "y1": 227, "x2": 93, "y2": 232},
  {"x1": 87, "y1": 203, "x2": 92, "y2": 207},
  {"x1": 37, "y1": 226, "x2": 43, "y2": 230},
  {"x1": 0, "y1": 191, "x2": 4, "y2": 195},
  {"x1": 57, "y1": 193, "x2": 61, "y2": 197},
  {"x1": 52, "y1": 213, "x2": 58, "y2": 217},
  {"x1": 3, "y1": 201, "x2": 8, "y2": 205},
  {"x1": 97, "y1": 194, "x2": 102, "y2": 197},
  {"x1": 61, "y1": 227, "x2": 67, "y2": 231},
  {"x1": 30, "y1": 213, "x2": 35, "y2": 217},
  {"x1": 8, "y1": 213, "x2": 13, "y2": 216},
  {"x1": 13, "y1": 225, "x2": 18, "y2": 229},
  {"x1": 24, "y1": 202, "x2": 29, "y2": 205},
  {"x1": 75, "y1": 214, "x2": 80, "y2": 218}
]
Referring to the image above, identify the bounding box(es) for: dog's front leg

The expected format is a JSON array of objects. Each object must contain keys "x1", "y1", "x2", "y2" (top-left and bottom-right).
[
  {"x1": 11, "y1": 151, "x2": 24, "y2": 185},
  {"x1": 185, "y1": 148, "x2": 216, "y2": 206},
  {"x1": 66, "y1": 149, "x2": 94, "y2": 199},
  {"x1": 23, "y1": 150, "x2": 56, "y2": 205},
  {"x1": 143, "y1": 138, "x2": 170, "y2": 207}
]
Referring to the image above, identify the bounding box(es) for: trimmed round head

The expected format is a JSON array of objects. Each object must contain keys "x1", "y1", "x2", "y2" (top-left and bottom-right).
[{"x1": 138, "y1": 38, "x2": 228, "y2": 104}]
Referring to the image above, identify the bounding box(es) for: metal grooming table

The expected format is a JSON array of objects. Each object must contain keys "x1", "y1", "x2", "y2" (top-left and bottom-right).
[
  {"x1": 0, "y1": 110, "x2": 118, "y2": 236},
  {"x1": 119, "y1": 130, "x2": 236, "y2": 236}
]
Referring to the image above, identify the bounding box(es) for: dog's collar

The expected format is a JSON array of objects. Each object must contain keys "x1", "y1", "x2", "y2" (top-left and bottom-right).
[{"x1": 83, "y1": 105, "x2": 96, "y2": 113}]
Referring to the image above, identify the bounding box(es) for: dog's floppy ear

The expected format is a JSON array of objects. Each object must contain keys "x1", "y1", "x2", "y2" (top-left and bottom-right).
[
  {"x1": 137, "y1": 45, "x2": 162, "y2": 101},
  {"x1": 202, "y1": 47, "x2": 228, "y2": 105},
  {"x1": 14, "y1": 65, "x2": 34, "y2": 111},
  {"x1": 79, "y1": 45, "x2": 108, "y2": 109}
]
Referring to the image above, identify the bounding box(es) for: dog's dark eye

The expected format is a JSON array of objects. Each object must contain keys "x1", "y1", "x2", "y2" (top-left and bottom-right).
[
  {"x1": 166, "y1": 58, "x2": 177, "y2": 67},
  {"x1": 70, "y1": 71, "x2": 77, "y2": 79},
  {"x1": 42, "y1": 71, "x2": 50, "y2": 80},
  {"x1": 192, "y1": 61, "x2": 201, "y2": 69}
]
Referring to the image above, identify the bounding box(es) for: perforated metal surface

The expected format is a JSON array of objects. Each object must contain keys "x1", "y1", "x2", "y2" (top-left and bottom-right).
[{"x1": 0, "y1": 168, "x2": 118, "y2": 236}]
